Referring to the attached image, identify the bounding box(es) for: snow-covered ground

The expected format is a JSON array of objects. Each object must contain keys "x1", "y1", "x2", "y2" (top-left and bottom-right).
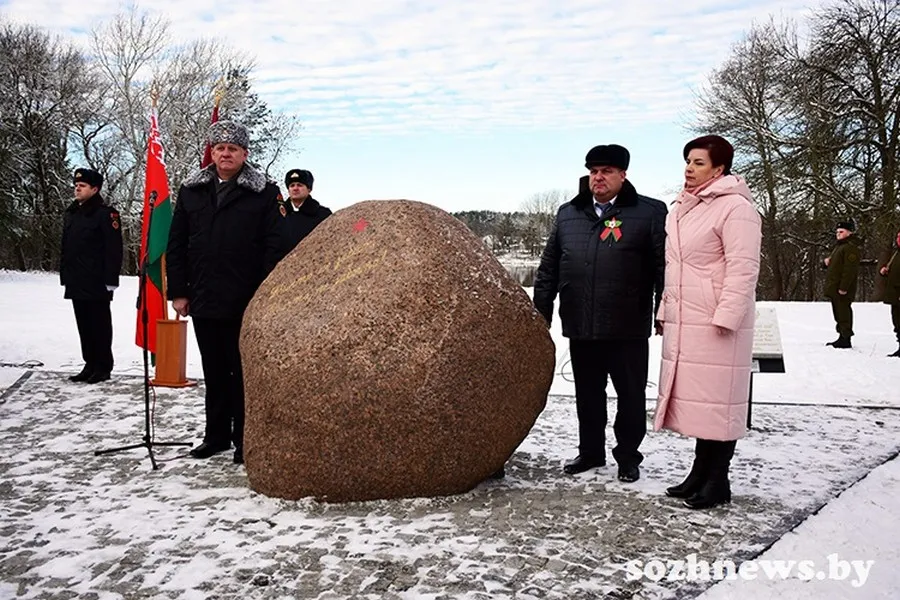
[{"x1": 0, "y1": 269, "x2": 898, "y2": 599}]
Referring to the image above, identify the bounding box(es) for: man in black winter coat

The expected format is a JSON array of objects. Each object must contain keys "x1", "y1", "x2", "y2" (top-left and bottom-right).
[
  {"x1": 166, "y1": 120, "x2": 287, "y2": 465},
  {"x1": 282, "y1": 168, "x2": 332, "y2": 252},
  {"x1": 533, "y1": 144, "x2": 666, "y2": 483},
  {"x1": 60, "y1": 168, "x2": 123, "y2": 384}
]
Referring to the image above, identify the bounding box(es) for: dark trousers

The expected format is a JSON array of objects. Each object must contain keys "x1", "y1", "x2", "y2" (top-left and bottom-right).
[
  {"x1": 569, "y1": 338, "x2": 648, "y2": 468},
  {"x1": 72, "y1": 299, "x2": 113, "y2": 374},
  {"x1": 891, "y1": 303, "x2": 900, "y2": 340},
  {"x1": 193, "y1": 317, "x2": 245, "y2": 449},
  {"x1": 831, "y1": 297, "x2": 854, "y2": 338}
]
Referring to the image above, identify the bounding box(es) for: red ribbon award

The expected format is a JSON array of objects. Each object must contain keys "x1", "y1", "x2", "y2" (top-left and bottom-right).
[{"x1": 600, "y1": 217, "x2": 622, "y2": 242}]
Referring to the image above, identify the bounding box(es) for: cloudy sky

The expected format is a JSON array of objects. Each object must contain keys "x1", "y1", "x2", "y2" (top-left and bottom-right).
[{"x1": 2, "y1": 0, "x2": 817, "y2": 213}]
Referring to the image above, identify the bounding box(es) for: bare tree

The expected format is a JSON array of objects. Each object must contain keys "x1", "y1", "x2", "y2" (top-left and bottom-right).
[
  {"x1": 0, "y1": 21, "x2": 93, "y2": 270},
  {"x1": 692, "y1": 0, "x2": 900, "y2": 301},
  {"x1": 694, "y1": 20, "x2": 803, "y2": 300},
  {"x1": 155, "y1": 40, "x2": 257, "y2": 188},
  {"x1": 795, "y1": 0, "x2": 900, "y2": 242},
  {"x1": 520, "y1": 189, "x2": 570, "y2": 255},
  {"x1": 74, "y1": 4, "x2": 303, "y2": 274}
]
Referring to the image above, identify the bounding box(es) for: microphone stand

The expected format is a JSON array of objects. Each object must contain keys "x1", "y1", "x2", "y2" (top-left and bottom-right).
[{"x1": 94, "y1": 196, "x2": 191, "y2": 469}]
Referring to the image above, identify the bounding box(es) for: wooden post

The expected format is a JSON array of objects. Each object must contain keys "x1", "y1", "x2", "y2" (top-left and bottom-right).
[
  {"x1": 152, "y1": 254, "x2": 194, "y2": 387},
  {"x1": 151, "y1": 319, "x2": 195, "y2": 388}
]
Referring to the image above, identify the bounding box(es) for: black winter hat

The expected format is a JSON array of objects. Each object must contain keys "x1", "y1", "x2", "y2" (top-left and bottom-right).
[
  {"x1": 585, "y1": 144, "x2": 630, "y2": 170},
  {"x1": 74, "y1": 168, "x2": 103, "y2": 190},
  {"x1": 836, "y1": 220, "x2": 856, "y2": 232},
  {"x1": 285, "y1": 169, "x2": 314, "y2": 190}
]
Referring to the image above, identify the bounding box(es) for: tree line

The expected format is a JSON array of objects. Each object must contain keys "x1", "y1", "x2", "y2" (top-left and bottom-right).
[
  {"x1": 479, "y1": 0, "x2": 900, "y2": 301},
  {"x1": 2, "y1": 0, "x2": 897, "y2": 302},
  {"x1": 0, "y1": 6, "x2": 298, "y2": 275},
  {"x1": 694, "y1": 0, "x2": 899, "y2": 301}
]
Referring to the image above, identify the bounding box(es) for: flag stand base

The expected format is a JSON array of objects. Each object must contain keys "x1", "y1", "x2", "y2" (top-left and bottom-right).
[{"x1": 152, "y1": 319, "x2": 196, "y2": 388}]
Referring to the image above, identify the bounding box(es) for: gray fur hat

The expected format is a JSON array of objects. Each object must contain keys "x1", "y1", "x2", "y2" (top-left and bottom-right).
[{"x1": 207, "y1": 120, "x2": 249, "y2": 149}]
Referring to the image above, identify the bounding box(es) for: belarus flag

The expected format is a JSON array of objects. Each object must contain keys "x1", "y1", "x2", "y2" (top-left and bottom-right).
[{"x1": 135, "y1": 103, "x2": 172, "y2": 355}]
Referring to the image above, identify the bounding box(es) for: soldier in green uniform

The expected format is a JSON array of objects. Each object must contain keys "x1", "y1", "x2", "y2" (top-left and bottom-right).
[
  {"x1": 878, "y1": 227, "x2": 900, "y2": 357},
  {"x1": 823, "y1": 220, "x2": 860, "y2": 349}
]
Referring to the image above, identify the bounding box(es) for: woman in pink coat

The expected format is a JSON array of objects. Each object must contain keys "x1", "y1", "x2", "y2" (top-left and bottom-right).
[{"x1": 655, "y1": 135, "x2": 762, "y2": 510}]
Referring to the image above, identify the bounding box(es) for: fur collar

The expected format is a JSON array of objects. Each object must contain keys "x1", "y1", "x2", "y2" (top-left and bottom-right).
[{"x1": 182, "y1": 164, "x2": 269, "y2": 193}]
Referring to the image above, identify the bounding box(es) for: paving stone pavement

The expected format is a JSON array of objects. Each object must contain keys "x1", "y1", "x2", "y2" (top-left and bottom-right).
[{"x1": 1, "y1": 370, "x2": 898, "y2": 599}]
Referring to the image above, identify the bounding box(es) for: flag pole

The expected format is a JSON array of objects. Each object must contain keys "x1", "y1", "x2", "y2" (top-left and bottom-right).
[
  {"x1": 149, "y1": 85, "x2": 172, "y2": 322},
  {"x1": 161, "y1": 254, "x2": 170, "y2": 321}
]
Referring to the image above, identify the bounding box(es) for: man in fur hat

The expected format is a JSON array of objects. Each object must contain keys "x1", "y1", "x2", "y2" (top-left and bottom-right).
[
  {"x1": 60, "y1": 168, "x2": 123, "y2": 384},
  {"x1": 823, "y1": 220, "x2": 860, "y2": 349},
  {"x1": 282, "y1": 168, "x2": 332, "y2": 252},
  {"x1": 533, "y1": 144, "x2": 667, "y2": 483},
  {"x1": 166, "y1": 120, "x2": 287, "y2": 464}
]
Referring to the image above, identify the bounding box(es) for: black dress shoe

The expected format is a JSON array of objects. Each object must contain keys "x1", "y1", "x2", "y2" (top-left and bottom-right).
[
  {"x1": 85, "y1": 371, "x2": 110, "y2": 384},
  {"x1": 618, "y1": 465, "x2": 640, "y2": 483},
  {"x1": 233, "y1": 447, "x2": 244, "y2": 464},
  {"x1": 69, "y1": 367, "x2": 93, "y2": 382},
  {"x1": 189, "y1": 442, "x2": 230, "y2": 459},
  {"x1": 563, "y1": 455, "x2": 606, "y2": 475}
]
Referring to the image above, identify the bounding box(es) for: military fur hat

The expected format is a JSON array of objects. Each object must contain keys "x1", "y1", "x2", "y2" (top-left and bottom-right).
[
  {"x1": 585, "y1": 144, "x2": 630, "y2": 170},
  {"x1": 836, "y1": 220, "x2": 856, "y2": 232},
  {"x1": 74, "y1": 168, "x2": 103, "y2": 190},
  {"x1": 285, "y1": 169, "x2": 314, "y2": 190},
  {"x1": 207, "y1": 120, "x2": 249, "y2": 150}
]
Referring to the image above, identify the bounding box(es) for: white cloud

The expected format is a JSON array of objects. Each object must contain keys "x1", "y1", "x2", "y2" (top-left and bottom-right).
[
  {"x1": 3, "y1": 0, "x2": 817, "y2": 141},
  {"x1": 2, "y1": 0, "x2": 823, "y2": 212}
]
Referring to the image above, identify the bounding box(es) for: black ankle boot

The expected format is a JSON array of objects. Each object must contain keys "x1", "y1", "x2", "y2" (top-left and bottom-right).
[
  {"x1": 888, "y1": 344, "x2": 900, "y2": 358},
  {"x1": 666, "y1": 439, "x2": 708, "y2": 499},
  {"x1": 831, "y1": 336, "x2": 852, "y2": 349},
  {"x1": 683, "y1": 473, "x2": 732, "y2": 509},
  {"x1": 683, "y1": 440, "x2": 735, "y2": 510}
]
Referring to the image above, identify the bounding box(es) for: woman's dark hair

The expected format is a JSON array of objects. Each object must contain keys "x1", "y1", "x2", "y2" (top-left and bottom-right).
[{"x1": 683, "y1": 135, "x2": 734, "y2": 176}]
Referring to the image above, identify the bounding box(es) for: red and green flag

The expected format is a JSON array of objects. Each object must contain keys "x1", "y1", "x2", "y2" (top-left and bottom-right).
[
  {"x1": 135, "y1": 102, "x2": 172, "y2": 355},
  {"x1": 200, "y1": 98, "x2": 220, "y2": 168}
]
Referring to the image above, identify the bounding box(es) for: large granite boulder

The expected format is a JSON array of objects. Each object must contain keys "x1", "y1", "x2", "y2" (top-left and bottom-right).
[{"x1": 240, "y1": 200, "x2": 555, "y2": 502}]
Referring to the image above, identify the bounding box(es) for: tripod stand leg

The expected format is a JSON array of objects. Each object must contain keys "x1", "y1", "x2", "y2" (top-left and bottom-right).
[
  {"x1": 91, "y1": 247, "x2": 192, "y2": 470},
  {"x1": 94, "y1": 443, "x2": 148, "y2": 455}
]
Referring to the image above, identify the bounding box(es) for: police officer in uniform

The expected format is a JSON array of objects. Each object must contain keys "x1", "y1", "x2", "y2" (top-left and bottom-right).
[
  {"x1": 282, "y1": 169, "x2": 331, "y2": 252},
  {"x1": 60, "y1": 168, "x2": 124, "y2": 384}
]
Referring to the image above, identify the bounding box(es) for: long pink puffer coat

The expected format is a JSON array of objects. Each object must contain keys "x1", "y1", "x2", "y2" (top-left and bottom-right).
[{"x1": 654, "y1": 175, "x2": 762, "y2": 441}]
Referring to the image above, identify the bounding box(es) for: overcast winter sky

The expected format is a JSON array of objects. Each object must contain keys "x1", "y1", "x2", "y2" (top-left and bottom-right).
[{"x1": 1, "y1": 0, "x2": 818, "y2": 213}]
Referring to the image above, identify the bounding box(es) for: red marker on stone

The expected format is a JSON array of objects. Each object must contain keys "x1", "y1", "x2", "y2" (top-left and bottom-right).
[{"x1": 353, "y1": 218, "x2": 370, "y2": 233}]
